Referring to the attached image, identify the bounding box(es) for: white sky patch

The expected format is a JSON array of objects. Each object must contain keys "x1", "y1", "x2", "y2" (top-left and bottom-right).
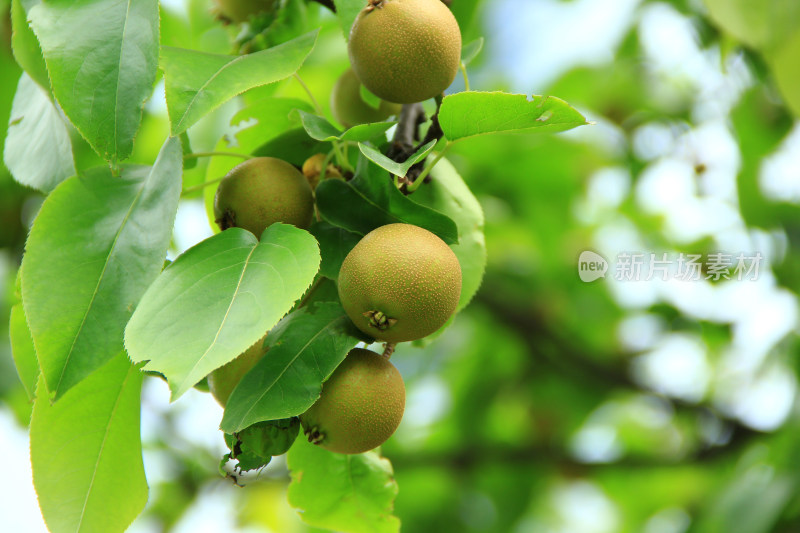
[
  {"x1": 552, "y1": 481, "x2": 621, "y2": 533},
  {"x1": 489, "y1": 0, "x2": 642, "y2": 91},
  {"x1": 573, "y1": 167, "x2": 632, "y2": 225},
  {"x1": 617, "y1": 313, "x2": 666, "y2": 353},
  {"x1": 715, "y1": 362, "x2": 797, "y2": 431},
  {"x1": 395, "y1": 375, "x2": 452, "y2": 447},
  {"x1": 169, "y1": 199, "x2": 216, "y2": 260},
  {"x1": 760, "y1": 121, "x2": 800, "y2": 203},
  {"x1": 631, "y1": 333, "x2": 711, "y2": 402},
  {"x1": 0, "y1": 410, "x2": 48, "y2": 532},
  {"x1": 643, "y1": 507, "x2": 691, "y2": 533}
]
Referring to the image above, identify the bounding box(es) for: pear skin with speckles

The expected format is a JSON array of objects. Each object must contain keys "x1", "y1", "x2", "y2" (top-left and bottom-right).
[
  {"x1": 331, "y1": 68, "x2": 402, "y2": 128},
  {"x1": 214, "y1": 157, "x2": 314, "y2": 237},
  {"x1": 348, "y1": 0, "x2": 462, "y2": 104},
  {"x1": 299, "y1": 348, "x2": 405, "y2": 454},
  {"x1": 337, "y1": 223, "x2": 462, "y2": 343},
  {"x1": 212, "y1": 0, "x2": 277, "y2": 23},
  {"x1": 208, "y1": 334, "x2": 268, "y2": 406}
]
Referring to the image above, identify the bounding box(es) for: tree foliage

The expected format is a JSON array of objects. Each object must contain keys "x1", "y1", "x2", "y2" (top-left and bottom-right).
[{"x1": 1, "y1": 0, "x2": 800, "y2": 532}]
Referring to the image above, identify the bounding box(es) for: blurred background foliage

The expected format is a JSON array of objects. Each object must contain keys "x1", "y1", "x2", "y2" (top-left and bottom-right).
[{"x1": 2, "y1": 0, "x2": 800, "y2": 532}]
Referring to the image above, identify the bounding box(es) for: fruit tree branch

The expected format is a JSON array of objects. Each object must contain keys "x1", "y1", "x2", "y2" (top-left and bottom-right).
[
  {"x1": 387, "y1": 97, "x2": 446, "y2": 194},
  {"x1": 388, "y1": 103, "x2": 426, "y2": 161}
]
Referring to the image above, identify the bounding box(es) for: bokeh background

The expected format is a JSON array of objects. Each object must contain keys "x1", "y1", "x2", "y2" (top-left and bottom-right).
[{"x1": 2, "y1": 0, "x2": 800, "y2": 531}]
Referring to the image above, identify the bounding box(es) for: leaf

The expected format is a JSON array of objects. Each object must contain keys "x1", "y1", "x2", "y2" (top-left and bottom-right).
[
  {"x1": 162, "y1": 30, "x2": 319, "y2": 135},
  {"x1": 21, "y1": 137, "x2": 183, "y2": 400},
  {"x1": 360, "y1": 84, "x2": 382, "y2": 110},
  {"x1": 220, "y1": 301, "x2": 365, "y2": 433},
  {"x1": 461, "y1": 37, "x2": 484, "y2": 65},
  {"x1": 10, "y1": 0, "x2": 49, "y2": 91},
  {"x1": 125, "y1": 225, "x2": 321, "y2": 400},
  {"x1": 287, "y1": 437, "x2": 401, "y2": 533},
  {"x1": 223, "y1": 418, "x2": 300, "y2": 472},
  {"x1": 29, "y1": 0, "x2": 159, "y2": 162},
  {"x1": 180, "y1": 131, "x2": 197, "y2": 170},
  {"x1": 232, "y1": 97, "x2": 314, "y2": 152},
  {"x1": 358, "y1": 140, "x2": 436, "y2": 177},
  {"x1": 438, "y1": 92, "x2": 589, "y2": 141},
  {"x1": 309, "y1": 221, "x2": 362, "y2": 279},
  {"x1": 694, "y1": 446, "x2": 796, "y2": 533},
  {"x1": 703, "y1": 0, "x2": 800, "y2": 116},
  {"x1": 4, "y1": 72, "x2": 75, "y2": 192},
  {"x1": 411, "y1": 157, "x2": 486, "y2": 312},
  {"x1": 9, "y1": 303, "x2": 39, "y2": 401},
  {"x1": 315, "y1": 156, "x2": 459, "y2": 244},
  {"x1": 769, "y1": 30, "x2": 800, "y2": 117},
  {"x1": 703, "y1": 0, "x2": 800, "y2": 51},
  {"x1": 30, "y1": 353, "x2": 147, "y2": 533},
  {"x1": 333, "y1": 0, "x2": 364, "y2": 40},
  {"x1": 295, "y1": 110, "x2": 394, "y2": 142}
]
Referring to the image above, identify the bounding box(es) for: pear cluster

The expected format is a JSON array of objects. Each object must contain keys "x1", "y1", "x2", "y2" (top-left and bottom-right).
[{"x1": 207, "y1": 0, "x2": 465, "y2": 456}]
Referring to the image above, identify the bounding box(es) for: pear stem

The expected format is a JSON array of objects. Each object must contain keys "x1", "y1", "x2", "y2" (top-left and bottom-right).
[{"x1": 382, "y1": 343, "x2": 396, "y2": 360}]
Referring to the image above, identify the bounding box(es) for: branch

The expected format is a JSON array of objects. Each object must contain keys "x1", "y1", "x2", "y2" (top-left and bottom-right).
[
  {"x1": 385, "y1": 98, "x2": 446, "y2": 194},
  {"x1": 406, "y1": 105, "x2": 444, "y2": 184},
  {"x1": 476, "y1": 281, "x2": 761, "y2": 436},
  {"x1": 387, "y1": 103, "x2": 425, "y2": 161},
  {"x1": 389, "y1": 423, "x2": 760, "y2": 471}
]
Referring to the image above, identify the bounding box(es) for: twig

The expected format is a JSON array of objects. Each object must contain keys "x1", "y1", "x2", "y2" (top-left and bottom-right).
[
  {"x1": 388, "y1": 103, "x2": 425, "y2": 161},
  {"x1": 382, "y1": 343, "x2": 396, "y2": 359}
]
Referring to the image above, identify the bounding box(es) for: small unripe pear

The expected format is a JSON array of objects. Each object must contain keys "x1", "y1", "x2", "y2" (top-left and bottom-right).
[
  {"x1": 300, "y1": 348, "x2": 405, "y2": 454},
  {"x1": 214, "y1": 157, "x2": 314, "y2": 237},
  {"x1": 302, "y1": 153, "x2": 343, "y2": 191},
  {"x1": 338, "y1": 223, "x2": 462, "y2": 343},
  {"x1": 330, "y1": 68, "x2": 402, "y2": 128},
  {"x1": 348, "y1": 0, "x2": 462, "y2": 103},
  {"x1": 208, "y1": 334, "x2": 268, "y2": 406},
  {"x1": 212, "y1": 0, "x2": 276, "y2": 23}
]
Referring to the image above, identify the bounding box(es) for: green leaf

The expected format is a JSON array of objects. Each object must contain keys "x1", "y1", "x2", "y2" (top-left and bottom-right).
[
  {"x1": 162, "y1": 30, "x2": 319, "y2": 135},
  {"x1": 287, "y1": 437, "x2": 400, "y2": 533},
  {"x1": 4, "y1": 73, "x2": 75, "y2": 192},
  {"x1": 439, "y1": 92, "x2": 589, "y2": 141},
  {"x1": 125, "y1": 224, "x2": 321, "y2": 400},
  {"x1": 180, "y1": 131, "x2": 197, "y2": 170},
  {"x1": 770, "y1": 30, "x2": 800, "y2": 117},
  {"x1": 223, "y1": 418, "x2": 300, "y2": 472},
  {"x1": 703, "y1": 0, "x2": 800, "y2": 116},
  {"x1": 411, "y1": 157, "x2": 486, "y2": 312},
  {"x1": 221, "y1": 301, "x2": 365, "y2": 433},
  {"x1": 29, "y1": 0, "x2": 159, "y2": 162},
  {"x1": 295, "y1": 110, "x2": 394, "y2": 142},
  {"x1": 251, "y1": 127, "x2": 331, "y2": 166},
  {"x1": 461, "y1": 37, "x2": 484, "y2": 65},
  {"x1": 9, "y1": 303, "x2": 39, "y2": 401},
  {"x1": 232, "y1": 97, "x2": 314, "y2": 151},
  {"x1": 333, "y1": 0, "x2": 364, "y2": 40},
  {"x1": 10, "y1": 0, "x2": 49, "y2": 91},
  {"x1": 359, "y1": 84, "x2": 382, "y2": 110},
  {"x1": 694, "y1": 446, "x2": 796, "y2": 533},
  {"x1": 315, "y1": 156, "x2": 459, "y2": 244},
  {"x1": 703, "y1": 0, "x2": 800, "y2": 51},
  {"x1": 21, "y1": 137, "x2": 183, "y2": 400},
  {"x1": 309, "y1": 221, "x2": 362, "y2": 279},
  {"x1": 30, "y1": 353, "x2": 147, "y2": 533},
  {"x1": 358, "y1": 140, "x2": 436, "y2": 177}
]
